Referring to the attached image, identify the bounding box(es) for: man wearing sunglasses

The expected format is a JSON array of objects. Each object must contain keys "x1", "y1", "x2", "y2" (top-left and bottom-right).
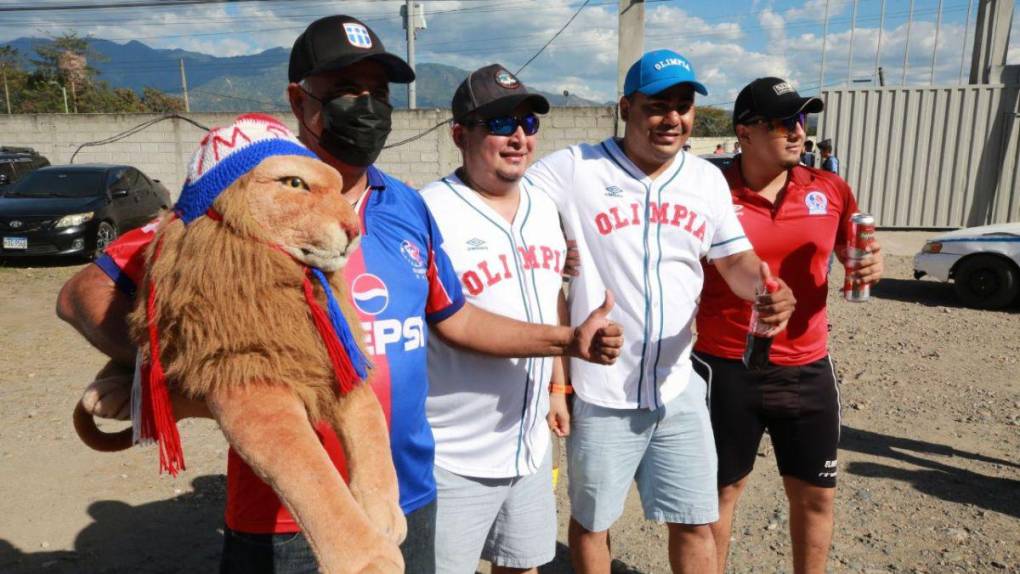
[
  {"x1": 527, "y1": 51, "x2": 797, "y2": 573},
  {"x1": 56, "y1": 16, "x2": 623, "y2": 574},
  {"x1": 694, "y1": 77, "x2": 883, "y2": 574},
  {"x1": 418, "y1": 64, "x2": 572, "y2": 573}
]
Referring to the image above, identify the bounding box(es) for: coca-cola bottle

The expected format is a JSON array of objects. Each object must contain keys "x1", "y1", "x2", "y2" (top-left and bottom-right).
[{"x1": 743, "y1": 276, "x2": 780, "y2": 370}]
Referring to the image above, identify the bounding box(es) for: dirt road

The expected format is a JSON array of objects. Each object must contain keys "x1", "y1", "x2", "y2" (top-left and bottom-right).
[{"x1": 1, "y1": 245, "x2": 1017, "y2": 573}]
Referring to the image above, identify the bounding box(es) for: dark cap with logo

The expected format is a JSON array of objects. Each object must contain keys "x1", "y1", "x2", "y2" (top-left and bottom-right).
[
  {"x1": 732, "y1": 77, "x2": 823, "y2": 125},
  {"x1": 289, "y1": 15, "x2": 415, "y2": 84},
  {"x1": 451, "y1": 64, "x2": 550, "y2": 123}
]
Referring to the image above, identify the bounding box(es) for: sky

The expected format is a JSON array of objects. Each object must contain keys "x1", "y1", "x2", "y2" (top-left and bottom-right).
[{"x1": 1, "y1": 0, "x2": 1018, "y2": 108}]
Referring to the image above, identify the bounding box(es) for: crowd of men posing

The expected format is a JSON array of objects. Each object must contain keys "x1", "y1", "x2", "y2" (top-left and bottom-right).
[{"x1": 57, "y1": 13, "x2": 883, "y2": 574}]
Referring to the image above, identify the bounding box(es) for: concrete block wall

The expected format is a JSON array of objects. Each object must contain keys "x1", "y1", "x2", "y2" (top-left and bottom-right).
[{"x1": 1, "y1": 108, "x2": 737, "y2": 198}]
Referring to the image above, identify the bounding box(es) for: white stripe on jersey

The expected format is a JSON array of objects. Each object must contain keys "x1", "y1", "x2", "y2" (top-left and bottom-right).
[
  {"x1": 527, "y1": 138, "x2": 751, "y2": 410},
  {"x1": 421, "y1": 173, "x2": 566, "y2": 479}
]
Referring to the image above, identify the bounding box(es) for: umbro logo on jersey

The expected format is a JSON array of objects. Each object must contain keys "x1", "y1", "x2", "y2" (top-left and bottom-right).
[
  {"x1": 605, "y1": 186, "x2": 624, "y2": 198},
  {"x1": 466, "y1": 238, "x2": 487, "y2": 251}
]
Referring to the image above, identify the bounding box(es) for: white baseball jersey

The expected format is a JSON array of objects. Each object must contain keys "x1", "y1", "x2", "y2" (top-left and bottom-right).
[
  {"x1": 421, "y1": 173, "x2": 567, "y2": 479},
  {"x1": 527, "y1": 138, "x2": 751, "y2": 410}
]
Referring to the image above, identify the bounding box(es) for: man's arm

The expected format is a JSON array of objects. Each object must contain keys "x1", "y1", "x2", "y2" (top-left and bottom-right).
[
  {"x1": 711, "y1": 251, "x2": 796, "y2": 332},
  {"x1": 56, "y1": 264, "x2": 137, "y2": 367},
  {"x1": 431, "y1": 291, "x2": 622, "y2": 364},
  {"x1": 57, "y1": 264, "x2": 212, "y2": 420}
]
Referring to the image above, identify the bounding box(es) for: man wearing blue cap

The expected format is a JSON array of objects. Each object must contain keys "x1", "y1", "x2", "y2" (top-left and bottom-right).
[{"x1": 527, "y1": 50, "x2": 796, "y2": 572}]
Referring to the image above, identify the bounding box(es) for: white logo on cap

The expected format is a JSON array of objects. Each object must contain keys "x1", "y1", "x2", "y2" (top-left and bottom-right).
[
  {"x1": 772, "y1": 82, "x2": 795, "y2": 96},
  {"x1": 495, "y1": 69, "x2": 520, "y2": 89},
  {"x1": 343, "y1": 23, "x2": 373, "y2": 49},
  {"x1": 654, "y1": 57, "x2": 691, "y2": 72}
]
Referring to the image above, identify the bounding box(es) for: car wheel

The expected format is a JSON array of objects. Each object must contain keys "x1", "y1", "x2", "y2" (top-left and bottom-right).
[
  {"x1": 92, "y1": 221, "x2": 118, "y2": 260},
  {"x1": 952, "y1": 254, "x2": 1019, "y2": 309}
]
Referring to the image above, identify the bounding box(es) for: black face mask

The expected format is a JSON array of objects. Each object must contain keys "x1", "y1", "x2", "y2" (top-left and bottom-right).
[{"x1": 306, "y1": 93, "x2": 392, "y2": 167}]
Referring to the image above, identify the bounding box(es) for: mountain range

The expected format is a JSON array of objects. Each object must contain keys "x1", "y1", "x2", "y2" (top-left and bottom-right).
[{"x1": 2, "y1": 37, "x2": 600, "y2": 112}]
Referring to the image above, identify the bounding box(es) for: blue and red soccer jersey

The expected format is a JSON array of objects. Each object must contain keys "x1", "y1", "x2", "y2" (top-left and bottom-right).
[{"x1": 97, "y1": 166, "x2": 465, "y2": 533}]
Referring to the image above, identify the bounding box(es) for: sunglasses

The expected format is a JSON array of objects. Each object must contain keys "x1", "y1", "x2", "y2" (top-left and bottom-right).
[
  {"x1": 465, "y1": 113, "x2": 540, "y2": 136},
  {"x1": 750, "y1": 113, "x2": 806, "y2": 136}
]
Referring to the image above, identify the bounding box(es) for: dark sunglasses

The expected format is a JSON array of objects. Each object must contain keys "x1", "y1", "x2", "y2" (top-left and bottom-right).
[
  {"x1": 750, "y1": 113, "x2": 806, "y2": 136},
  {"x1": 465, "y1": 113, "x2": 540, "y2": 136}
]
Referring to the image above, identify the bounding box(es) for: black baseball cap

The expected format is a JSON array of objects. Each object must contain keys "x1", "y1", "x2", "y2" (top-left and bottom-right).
[
  {"x1": 289, "y1": 15, "x2": 415, "y2": 84},
  {"x1": 732, "y1": 77, "x2": 823, "y2": 126},
  {"x1": 451, "y1": 64, "x2": 550, "y2": 123}
]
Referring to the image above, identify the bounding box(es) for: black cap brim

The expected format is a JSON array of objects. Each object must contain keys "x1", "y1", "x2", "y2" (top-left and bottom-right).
[
  {"x1": 464, "y1": 93, "x2": 550, "y2": 122},
  {"x1": 301, "y1": 51, "x2": 415, "y2": 84},
  {"x1": 771, "y1": 96, "x2": 824, "y2": 119}
]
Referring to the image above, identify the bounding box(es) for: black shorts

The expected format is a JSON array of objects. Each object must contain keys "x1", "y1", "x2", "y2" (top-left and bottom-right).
[{"x1": 692, "y1": 351, "x2": 841, "y2": 488}]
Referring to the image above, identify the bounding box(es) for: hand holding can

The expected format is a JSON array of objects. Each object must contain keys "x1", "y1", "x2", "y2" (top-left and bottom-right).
[{"x1": 844, "y1": 213, "x2": 875, "y2": 302}]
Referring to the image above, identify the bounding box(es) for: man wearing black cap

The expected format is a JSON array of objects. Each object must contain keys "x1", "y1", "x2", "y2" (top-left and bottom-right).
[
  {"x1": 693, "y1": 77, "x2": 883, "y2": 574},
  {"x1": 420, "y1": 63, "x2": 571, "y2": 573},
  {"x1": 57, "y1": 15, "x2": 622, "y2": 574}
]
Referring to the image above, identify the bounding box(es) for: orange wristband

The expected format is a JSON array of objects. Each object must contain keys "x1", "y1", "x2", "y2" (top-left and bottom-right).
[{"x1": 549, "y1": 383, "x2": 573, "y2": 395}]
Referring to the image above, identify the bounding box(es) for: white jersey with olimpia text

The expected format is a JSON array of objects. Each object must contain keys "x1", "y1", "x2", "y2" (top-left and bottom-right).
[
  {"x1": 421, "y1": 173, "x2": 566, "y2": 479},
  {"x1": 527, "y1": 138, "x2": 751, "y2": 410}
]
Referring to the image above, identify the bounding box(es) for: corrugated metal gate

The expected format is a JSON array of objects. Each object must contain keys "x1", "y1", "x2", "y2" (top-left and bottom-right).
[{"x1": 818, "y1": 84, "x2": 1020, "y2": 228}]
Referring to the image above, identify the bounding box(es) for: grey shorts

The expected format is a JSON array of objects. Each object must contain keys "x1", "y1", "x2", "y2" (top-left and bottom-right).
[
  {"x1": 433, "y1": 450, "x2": 556, "y2": 572},
  {"x1": 567, "y1": 374, "x2": 719, "y2": 532}
]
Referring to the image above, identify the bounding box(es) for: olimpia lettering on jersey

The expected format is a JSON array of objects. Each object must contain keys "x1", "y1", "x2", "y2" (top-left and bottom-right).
[
  {"x1": 95, "y1": 165, "x2": 465, "y2": 533},
  {"x1": 421, "y1": 173, "x2": 566, "y2": 479},
  {"x1": 526, "y1": 138, "x2": 752, "y2": 411}
]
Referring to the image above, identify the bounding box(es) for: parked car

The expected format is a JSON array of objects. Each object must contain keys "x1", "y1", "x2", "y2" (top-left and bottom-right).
[
  {"x1": 701, "y1": 152, "x2": 737, "y2": 172},
  {"x1": 0, "y1": 146, "x2": 50, "y2": 188},
  {"x1": 0, "y1": 164, "x2": 171, "y2": 260},
  {"x1": 913, "y1": 222, "x2": 1020, "y2": 309}
]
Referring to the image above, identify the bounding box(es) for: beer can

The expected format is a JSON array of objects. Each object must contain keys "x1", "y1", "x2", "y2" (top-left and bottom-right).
[{"x1": 844, "y1": 212, "x2": 875, "y2": 302}]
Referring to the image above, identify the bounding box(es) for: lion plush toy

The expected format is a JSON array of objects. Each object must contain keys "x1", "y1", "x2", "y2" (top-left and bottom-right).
[{"x1": 72, "y1": 114, "x2": 405, "y2": 573}]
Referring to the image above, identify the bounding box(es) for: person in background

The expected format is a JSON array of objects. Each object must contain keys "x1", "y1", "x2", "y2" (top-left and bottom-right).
[
  {"x1": 818, "y1": 139, "x2": 839, "y2": 174},
  {"x1": 801, "y1": 139, "x2": 816, "y2": 167}
]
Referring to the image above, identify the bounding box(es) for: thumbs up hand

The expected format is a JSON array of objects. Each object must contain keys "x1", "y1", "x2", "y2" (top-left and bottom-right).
[{"x1": 570, "y1": 290, "x2": 623, "y2": 365}]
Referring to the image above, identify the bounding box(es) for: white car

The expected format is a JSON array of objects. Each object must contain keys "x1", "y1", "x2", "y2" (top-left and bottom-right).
[{"x1": 913, "y1": 222, "x2": 1020, "y2": 309}]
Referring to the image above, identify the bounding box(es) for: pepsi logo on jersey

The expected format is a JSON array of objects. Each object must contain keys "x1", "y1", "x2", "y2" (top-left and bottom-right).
[
  {"x1": 594, "y1": 201, "x2": 707, "y2": 241},
  {"x1": 460, "y1": 244, "x2": 564, "y2": 296},
  {"x1": 349, "y1": 273, "x2": 426, "y2": 355}
]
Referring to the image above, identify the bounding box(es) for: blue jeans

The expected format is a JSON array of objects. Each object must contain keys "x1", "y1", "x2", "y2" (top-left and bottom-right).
[{"x1": 219, "y1": 499, "x2": 437, "y2": 573}]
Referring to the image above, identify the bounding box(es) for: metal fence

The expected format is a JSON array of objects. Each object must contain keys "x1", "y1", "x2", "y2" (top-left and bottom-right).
[{"x1": 818, "y1": 84, "x2": 1020, "y2": 229}]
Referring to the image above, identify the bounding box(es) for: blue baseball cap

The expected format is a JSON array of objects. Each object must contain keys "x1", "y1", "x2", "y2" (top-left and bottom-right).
[{"x1": 623, "y1": 49, "x2": 708, "y2": 98}]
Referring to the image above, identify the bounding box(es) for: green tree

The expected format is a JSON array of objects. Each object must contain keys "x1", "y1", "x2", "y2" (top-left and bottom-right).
[
  {"x1": 141, "y1": 87, "x2": 185, "y2": 113},
  {"x1": 694, "y1": 106, "x2": 733, "y2": 137}
]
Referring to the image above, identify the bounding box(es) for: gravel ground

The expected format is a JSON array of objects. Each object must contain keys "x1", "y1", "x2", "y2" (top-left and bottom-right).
[{"x1": 0, "y1": 241, "x2": 1017, "y2": 573}]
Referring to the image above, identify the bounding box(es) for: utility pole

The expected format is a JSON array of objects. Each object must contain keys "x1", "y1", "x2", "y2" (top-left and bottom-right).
[
  {"x1": 901, "y1": 0, "x2": 914, "y2": 85},
  {"x1": 969, "y1": 0, "x2": 1014, "y2": 84},
  {"x1": 2, "y1": 65, "x2": 10, "y2": 114},
  {"x1": 959, "y1": 0, "x2": 973, "y2": 84},
  {"x1": 873, "y1": 0, "x2": 886, "y2": 85},
  {"x1": 819, "y1": 0, "x2": 830, "y2": 92},
  {"x1": 930, "y1": 0, "x2": 943, "y2": 85},
  {"x1": 402, "y1": 1, "x2": 425, "y2": 109},
  {"x1": 61, "y1": 85, "x2": 68, "y2": 113},
  {"x1": 617, "y1": 0, "x2": 645, "y2": 101},
  {"x1": 69, "y1": 80, "x2": 76, "y2": 113},
  {"x1": 847, "y1": 0, "x2": 857, "y2": 86},
  {"x1": 179, "y1": 58, "x2": 190, "y2": 112}
]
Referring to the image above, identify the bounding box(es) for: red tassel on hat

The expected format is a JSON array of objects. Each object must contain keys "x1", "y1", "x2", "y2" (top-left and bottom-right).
[{"x1": 139, "y1": 239, "x2": 185, "y2": 476}]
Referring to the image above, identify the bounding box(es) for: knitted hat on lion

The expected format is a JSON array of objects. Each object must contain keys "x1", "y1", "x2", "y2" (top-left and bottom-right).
[
  {"x1": 139, "y1": 113, "x2": 368, "y2": 477},
  {"x1": 174, "y1": 113, "x2": 317, "y2": 224}
]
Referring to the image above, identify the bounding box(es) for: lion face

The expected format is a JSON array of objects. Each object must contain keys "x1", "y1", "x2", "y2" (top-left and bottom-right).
[{"x1": 231, "y1": 155, "x2": 361, "y2": 272}]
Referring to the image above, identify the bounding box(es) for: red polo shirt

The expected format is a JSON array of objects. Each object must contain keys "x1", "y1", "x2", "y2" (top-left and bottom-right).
[{"x1": 695, "y1": 159, "x2": 858, "y2": 366}]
